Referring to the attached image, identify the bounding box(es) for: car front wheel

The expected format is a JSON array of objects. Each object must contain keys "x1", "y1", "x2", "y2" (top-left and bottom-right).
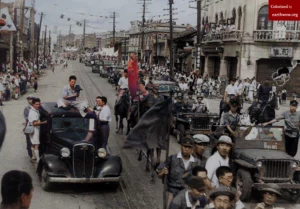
[
  {"x1": 236, "y1": 169, "x2": 253, "y2": 202},
  {"x1": 41, "y1": 167, "x2": 53, "y2": 191}
]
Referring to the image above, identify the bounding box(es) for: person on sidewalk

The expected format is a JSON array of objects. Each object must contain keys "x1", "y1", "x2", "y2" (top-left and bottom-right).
[
  {"x1": 23, "y1": 95, "x2": 35, "y2": 158},
  {"x1": 254, "y1": 184, "x2": 284, "y2": 209},
  {"x1": 28, "y1": 98, "x2": 47, "y2": 163},
  {"x1": 57, "y1": 75, "x2": 89, "y2": 117},
  {"x1": 0, "y1": 170, "x2": 34, "y2": 209}
]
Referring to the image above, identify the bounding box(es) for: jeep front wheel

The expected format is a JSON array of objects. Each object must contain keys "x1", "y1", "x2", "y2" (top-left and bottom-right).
[
  {"x1": 176, "y1": 124, "x2": 185, "y2": 144},
  {"x1": 236, "y1": 169, "x2": 253, "y2": 202}
]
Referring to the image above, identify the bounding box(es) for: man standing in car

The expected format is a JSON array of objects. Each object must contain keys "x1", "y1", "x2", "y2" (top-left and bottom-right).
[{"x1": 263, "y1": 100, "x2": 300, "y2": 157}]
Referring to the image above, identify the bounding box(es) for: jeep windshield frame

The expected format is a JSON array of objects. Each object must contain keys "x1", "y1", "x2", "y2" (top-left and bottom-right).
[{"x1": 234, "y1": 126, "x2": 285, "y2": 151}]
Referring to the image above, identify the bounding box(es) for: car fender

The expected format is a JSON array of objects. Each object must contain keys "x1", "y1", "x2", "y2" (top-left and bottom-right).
[
  {"x1": 37, "y1": 154, "x2": 71, "y2": 177},
  {"x1": 96, "y1": 155, "x2": 122, "y2": 178}
]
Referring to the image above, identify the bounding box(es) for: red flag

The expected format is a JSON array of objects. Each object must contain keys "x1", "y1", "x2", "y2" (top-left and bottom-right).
[{"x1": 128, "y1": 57, "x2": 139, "y2": 100}]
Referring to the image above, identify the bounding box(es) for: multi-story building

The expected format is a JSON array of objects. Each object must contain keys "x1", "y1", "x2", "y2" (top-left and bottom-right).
[
  {"x1": 200, "y1": 0, "x2": 300, "y2": 93},
  {"x1": 128, "y1": 20, "x2": 187, "y2": 65}
]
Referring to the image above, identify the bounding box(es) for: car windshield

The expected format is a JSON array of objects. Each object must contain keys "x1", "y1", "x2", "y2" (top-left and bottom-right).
[
  {"x1": 235, "y1": 126, "x2": 284, "y2": 141},
  {"x1": 159, "y1": 85, "x2": 170, "y2": 92},
  {"x1": 52, "y1": 118, "x2": 95, "y2": 132}
]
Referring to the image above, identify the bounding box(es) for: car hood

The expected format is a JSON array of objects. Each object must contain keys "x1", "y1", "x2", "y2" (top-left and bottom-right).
[{"x1": 234, "y1": 149, "x2": 295, "y2": 165}]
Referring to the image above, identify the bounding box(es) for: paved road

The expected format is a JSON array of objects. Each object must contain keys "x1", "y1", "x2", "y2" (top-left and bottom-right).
[{"x1": 0, "y1": 60, "x2": 298, "y2": 209}]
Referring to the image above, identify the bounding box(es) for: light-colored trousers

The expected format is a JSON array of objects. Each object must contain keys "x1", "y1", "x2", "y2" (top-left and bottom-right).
[{"x1": 57, "y1": 98, "x2": 89, "y2": 117}]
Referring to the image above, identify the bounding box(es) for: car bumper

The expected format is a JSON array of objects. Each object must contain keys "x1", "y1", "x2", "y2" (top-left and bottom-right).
[
  {"x1": 253, "y1": 183, "x2": 300, "y2": 189},
  {"x1": 48, "y1": 176, "x2": 121, "y2": 183}
]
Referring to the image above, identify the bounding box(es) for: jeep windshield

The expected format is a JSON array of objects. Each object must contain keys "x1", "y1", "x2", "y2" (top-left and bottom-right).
[
  {"x1": 234, "y1": 126, "x2": 285, "y2": 151},
  {"x1": 52, "y1": 118, "x2": 95, "y2": 142}
]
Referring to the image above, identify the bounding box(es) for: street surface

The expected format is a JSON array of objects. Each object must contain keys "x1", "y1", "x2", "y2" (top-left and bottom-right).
[{"x1": 0, "y1": 60, "x2": 298, "y2": 209}]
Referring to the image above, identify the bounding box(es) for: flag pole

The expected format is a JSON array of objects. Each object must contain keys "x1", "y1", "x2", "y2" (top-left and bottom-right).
[{"x1": 163, "y1": 95, "x2": 173, "y2": 209}]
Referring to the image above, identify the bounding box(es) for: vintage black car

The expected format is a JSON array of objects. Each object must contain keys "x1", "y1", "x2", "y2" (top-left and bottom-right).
[
  {"x1": 174, "y1": 112, "x2": 219, "y2": 143},
  {"x1": 233, "y1": 126, "x2": 300, "y2": 202},
  {"x1": 36, "y1": 102, "x2": 122, "y2": 191},
  {"x1": 92, "y1": 59, "x2": 104, "y2": 73},
  {"x1": 153, "y1": 80, "x2": 180, "y2": 97}
]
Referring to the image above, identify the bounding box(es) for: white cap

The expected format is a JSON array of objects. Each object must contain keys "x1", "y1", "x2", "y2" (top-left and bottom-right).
[
  {"x1": 217, "y1": 135, "x2": 233, "y2": 145},
  {"x1": 193, "y1": 134, "x2": 210, "y2": 143}
]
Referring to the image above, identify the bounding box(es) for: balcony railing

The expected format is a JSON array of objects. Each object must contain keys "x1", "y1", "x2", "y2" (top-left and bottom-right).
[
  {"x1": 253, "y1": 30, "x2": 300, "y2": 42},
  {"x1": 202, "y1": 30, "x2": 244, "y2": 43}
]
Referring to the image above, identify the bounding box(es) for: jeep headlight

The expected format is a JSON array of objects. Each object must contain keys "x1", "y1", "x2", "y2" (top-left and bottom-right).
[
  {"x1": 291, "y1": 161, "x2": 298, "y2": 169},
  {"x1": 188, "y1": 118, "x2": 192, "y2": 123},
  {"x1": 256, "y1": 161, "x2": 263, "y2": 168},
  {"x1": 98, "y1": 148, "x2": 107, "y2": 158},
  {"x1": 210, "y1": 118, "x2": 214, "y2": 123},
  {"x1": 61, "y1": 148, "x2": 70, "y2": 158}
]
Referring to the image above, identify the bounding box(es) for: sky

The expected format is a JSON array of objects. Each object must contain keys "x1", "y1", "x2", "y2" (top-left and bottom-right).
[{"x1": 2, "y1": 0, "x2": 198, "y2": 42}]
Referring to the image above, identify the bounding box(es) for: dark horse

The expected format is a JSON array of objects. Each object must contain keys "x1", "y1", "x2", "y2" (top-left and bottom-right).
[
  {"x1": 114, "y1": 91, "x2": 130, "y2": 135},
  {"x1": 248, "y1": 94, "x2": 278, "y2": 124}
]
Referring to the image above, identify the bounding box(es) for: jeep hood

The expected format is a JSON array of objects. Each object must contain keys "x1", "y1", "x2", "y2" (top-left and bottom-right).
[{"x1": 234, "y1": 149, "x2": 295, "y2": 165}]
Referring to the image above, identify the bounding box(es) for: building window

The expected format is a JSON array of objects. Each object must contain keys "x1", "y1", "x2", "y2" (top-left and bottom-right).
[
  {"x1": 238, "y1": 6, "x2": 242, "y2": 30},
  {"x1": 286, "y1": 21, "x2": 296, "y2": 30},
  {"x1": 257, "y1": 5, "x2": 273, "y2": 30}
]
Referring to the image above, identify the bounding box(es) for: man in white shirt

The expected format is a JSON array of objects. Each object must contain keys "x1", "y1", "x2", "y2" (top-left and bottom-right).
[
  {"x1": 205, "y1": 136, "x2": 233, "y2": 187},
  {"x1": 97, "y1": 96, "x2": 111, "y2": 150},
  {"x1": 179, "y1": 77, "x2": 189, "y2": 93},
  {"x1": 224, "y1": 79, "x2": 236, "y2": 103},
  {"x1": 117, "y1": 70, "x2": 129, "y2": 103}
]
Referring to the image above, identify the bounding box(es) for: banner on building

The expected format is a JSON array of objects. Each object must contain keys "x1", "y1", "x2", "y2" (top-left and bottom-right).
[{"x1": 0, "y1": 7, "x2": 17, "y2": 32}]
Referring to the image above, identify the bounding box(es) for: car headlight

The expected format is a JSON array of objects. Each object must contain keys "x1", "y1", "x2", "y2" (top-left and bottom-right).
[
  {"x1": 98, "y1": 148, "x2": 107, "y2": 158},
  {"x1": 61, "y1": 148, "x2": 70, "y2": 158},
  {"x1": 188, "y1": 118, "x2": 192, "y2": 123},
  {"x1": 291, "y1": 161, "x2": 298, "y2": 168},
  {"x1": 210, "y1": 118, "x2": 214, "y2": 123},
  {"x1": 256, "y1": 161, "x2": 263, "y2": 168}
]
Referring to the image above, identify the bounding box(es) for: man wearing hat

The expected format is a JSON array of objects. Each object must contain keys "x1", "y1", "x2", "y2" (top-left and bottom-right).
[
  {"x1": 205, "y1": 186, "x2": 235, "y2": 209},
  {"x1": 23, "y1": 95, "x2": 35, "y2": 158},
  {"x1": 255, "y1": 184, "x2": 284, "y2": 209},
  {"x1": 185, "y1": 91, "x2": 196, "y2": 112},
  {"x1": 220, "y1": 98, "x2": 240, "y2": 138},
  {"x1": 205, "y1": 136, "x2": 233, "y2": 187},
  {"x1": 193, "y1": 95, "x2": 210, "y2": 113},
  {"x1": 174, "y1": 96, "x2": 186, "y2": 114},
  {"x1": 263, "y1": 100, "x2": 300, "y2": 157},
  {"x1": 192, "y1": 134, "x2": 211, "y2": 167},
  {"x1": 157, "y1": 137, "x2": 201, "y2": 208},
  {"x1": 140, "y1": 85, "x2": 164, "y2": 111},
  {"x1": 169, "y1": 177, "x2": 207, "y2": 209}
]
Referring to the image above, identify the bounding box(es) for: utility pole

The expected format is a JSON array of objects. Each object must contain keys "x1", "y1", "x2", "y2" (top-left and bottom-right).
[
  {"x1": 112, "y1": 12, "x2": 116, "y2": 46},
  {"x1": 169, "y1": 0, "x2": 174, "y2": 78},
  {"x1": 36, "y1": 12, "x2": 43, "y2": 72},
  {"x1": 30, "y1": 7, "x2": 36, "y2": 60},
  {"x1": 155, "y1": 32, "x2": 158, "y2": 65},
  {"x1": 68, "y1": 24, "x2": 72, "y2": 46},
  {"x1": 48, "y1": 30, "x2": 51, "y2": 56},
  {"x1": 137, "y1": 0, "x2": 151, "y2": 64},
  {"x1": 19, "y1": 0, "x2": 25, "y2": 59},
  {"x1": 43, "y1": 25, "x2": 47, "y2": 63},
  {"x1": 12, "y1": 8, "x2": 17, "y2": 73},
  {"x1": 190, "y1": 0, "x2": 202, "y2": 71},
  {"x1": 82, "y1": 19, "x2": 86, "y2": 52}
]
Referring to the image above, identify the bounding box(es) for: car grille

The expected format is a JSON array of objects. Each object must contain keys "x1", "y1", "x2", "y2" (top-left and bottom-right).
[
  {"x1": 261, "y1": 160, "x2": 291, "y2": 180},
  {"x1": 191, "y1": 117, "x2": 210, "y2": 130},
  {"x1": 73, "y1": 144, "x2": 95, "y2": 178}
]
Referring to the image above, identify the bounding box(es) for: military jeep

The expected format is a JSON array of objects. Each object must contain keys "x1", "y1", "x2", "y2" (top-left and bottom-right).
[
  {"x1": 174, "y1": 112, "x2": 219, "y2": 143},
  {"x1": 233, "y1": 126, "x2": 300, "y2": 202}
]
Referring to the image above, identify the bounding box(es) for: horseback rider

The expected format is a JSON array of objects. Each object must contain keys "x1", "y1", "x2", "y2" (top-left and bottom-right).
[
  {"x1": 116, "y1": 69, "x2": 128, "y2": 104},
  {"x1": 185, "y1": 91, "x2": 196, "y2": 112},
  {"x1": 140, "y1": 86, "x2": 164, "y2": 113},
  {"x1": 258, "y1": 80, "x2": 272, "y2": 104}
]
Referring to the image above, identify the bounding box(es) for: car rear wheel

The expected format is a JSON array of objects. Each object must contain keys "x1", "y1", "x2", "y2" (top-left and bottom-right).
[
  {"x1": 236, "y1": 169, "x2": 253, "y2": 202},
  {"x1": 176, "y1": 124, "x2": 185, "y2": 144},
  {"x1": 41, "y1": 167, "x2": 53, "y2": 191}
]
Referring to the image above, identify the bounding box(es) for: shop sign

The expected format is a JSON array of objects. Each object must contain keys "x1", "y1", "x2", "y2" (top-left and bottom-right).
[{"x1": 269, "y1": 47, "x2": 293, "y2": 58}]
